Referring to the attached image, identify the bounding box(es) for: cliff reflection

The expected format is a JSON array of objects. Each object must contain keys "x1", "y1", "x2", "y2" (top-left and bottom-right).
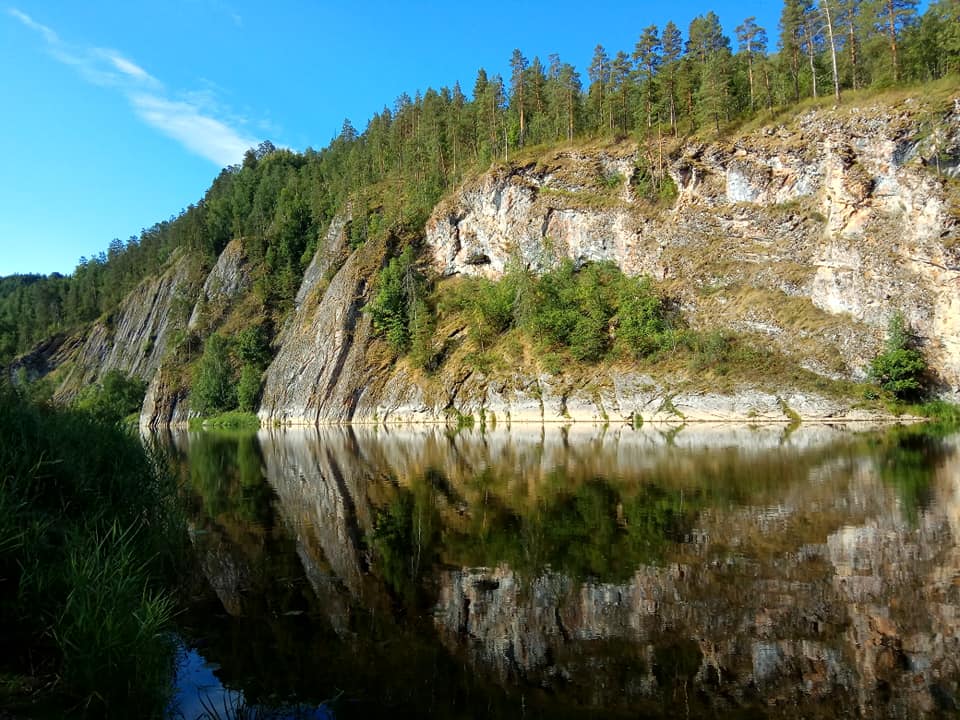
[{"x1": 161, "y1": 423, "x2": 960, "y2": 718}]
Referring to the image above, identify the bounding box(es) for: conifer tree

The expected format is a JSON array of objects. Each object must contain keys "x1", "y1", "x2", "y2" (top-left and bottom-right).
[
  {"x1": 509, "y1": 49, "x2": 529, "y2": 146},
  {"x1": 633, "y1": 25, "x2": 662, "y2": 130},
  {"x1": 660, "y1": 22, "x2": 684, "y2": 133},
  {"x1": 780, "y1": 0, "x2": 806, "y2": 100},
  {"x1": 870, "y1": 0, "x2": 919, "y2": 80},
  {"x1": 735, "y1": 17, "x2": 768, "y2": 110},
  {"x1": 588, "y1": 45, "x2": 611, "y2": 132}
]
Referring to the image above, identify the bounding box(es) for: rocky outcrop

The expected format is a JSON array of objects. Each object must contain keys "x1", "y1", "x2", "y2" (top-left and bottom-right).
[
  {"x1": 253, "y1": 97, "x2": 958, "y2": 426},
  {"x1": 138, "y1": 241, "x2": 250, "y2": 428},
  {"x1": 53, "y1": 251, "x2": 199, "y2": 401},
  {"x1": 187, "y1": 239, "x2": 250, "y2": 329},
  {"x1": 423, "y1": 99, "x2": 960, "y2": 393},
  {"x1": 257, "y1": 223, "x2": 391, "y2": 425},
  {"x1": 21, "y1": 96, "x2": 957, "y2": 426},
  {"x1": 139, "y1": 366, "x2": 192, "y2": 428}
]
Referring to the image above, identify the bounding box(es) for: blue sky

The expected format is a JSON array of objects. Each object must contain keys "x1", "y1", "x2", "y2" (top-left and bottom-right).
[{"x1": 1, "y1": 1, "x2": 788, "y2": 277}]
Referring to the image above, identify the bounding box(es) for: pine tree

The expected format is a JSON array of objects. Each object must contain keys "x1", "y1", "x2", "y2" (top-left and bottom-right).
[
  {"x1": 735, "y1": 17, "x2": 768, "y2": 110},
  {"x1": 633, "y1": 25, "x2": 662, "y2": 130},
  {"x1": 588, "y1": 44, "x2": 611, "y2": 131},
  {"x1": 610, "y1": 51, "x2": 633, "y2": 133},
  {"x1": 660, "y1": 21, "x2": 684, "y2": 133},
  {"x1": 870, "y1": 0, "x2": 919, "y2": 80},
  {"x1": 780, "y1": 0, "x2": 806, "y2": 100},
  {"x1": 688, "y1": 13, "x2": 732, "y2": 132},
  {"x1": 509, "y1": 49, "x2": 529, "y2": 147}
]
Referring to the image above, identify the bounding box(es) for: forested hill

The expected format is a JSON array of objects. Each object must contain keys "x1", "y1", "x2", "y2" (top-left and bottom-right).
[{"x1": 1, "y1": 0, "x2": 958, "y2": 378}]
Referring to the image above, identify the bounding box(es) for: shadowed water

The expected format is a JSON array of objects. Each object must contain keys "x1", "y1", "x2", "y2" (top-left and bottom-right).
[{"x1": 158, "y1": 423, "x2": 960, "y2": 719}]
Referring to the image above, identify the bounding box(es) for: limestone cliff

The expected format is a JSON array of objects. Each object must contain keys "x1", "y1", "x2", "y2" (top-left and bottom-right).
[
  {"x1": 17, "y1": 95, "x2": 958, "y2": 426},
  {"x1": 10, "y1": 250, "x2": 201, "y2": 403},
  {"x1": 257, "y1": 95, "x2": 959, "y2": 425},
  {"x1": 139, "y1": 239, "x2": 251, "y2": 428},
  {"x1": 423, "y1": 100, "x2": 960, "y2": 389}
]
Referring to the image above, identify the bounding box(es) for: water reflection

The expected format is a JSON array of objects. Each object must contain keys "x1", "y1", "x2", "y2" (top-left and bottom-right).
[{"x1": 160, "y1": 423, "x2": 960, "y2": 719}]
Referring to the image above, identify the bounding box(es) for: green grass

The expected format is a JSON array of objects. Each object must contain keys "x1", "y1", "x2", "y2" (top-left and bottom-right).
[
  {"x1": 0, "y1": 383, "x2": 185, "y2": 717},
  {"x1": 189, "y1": 410, "x2": 261, "y2": 430}
]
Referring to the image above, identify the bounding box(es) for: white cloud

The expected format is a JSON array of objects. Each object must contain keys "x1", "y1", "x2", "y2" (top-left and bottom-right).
[
  {"x1": 8, "y1": 6, "x2": 260, "y2": 167},
  {"x1": 131, "y1": 94, "x2": 258, "y2": 167},
  {"x1": 98, "y1": 50, "x2": 160, "y2": 87},
  {"x1": 7, "y1": 8, "x2": 58, "y2": 44}
]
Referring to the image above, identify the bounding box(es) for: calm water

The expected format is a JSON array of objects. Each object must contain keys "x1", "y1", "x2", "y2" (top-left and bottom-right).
[{"x1": 157, "y1": 423, "x2": 960, "y2": 719}]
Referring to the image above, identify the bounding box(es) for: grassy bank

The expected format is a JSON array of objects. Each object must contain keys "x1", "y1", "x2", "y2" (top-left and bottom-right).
[
  {"x1": 188, "y1": 410, "x2": 261, "y2": 430},
  {"x1": 0, "y1": 384, "x2": 184, "y2": 718}
]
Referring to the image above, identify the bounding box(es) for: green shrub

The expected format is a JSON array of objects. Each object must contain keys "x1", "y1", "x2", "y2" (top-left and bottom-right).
[
  {"x1": 685, "y1": 329, "x2": 736, "y2": 372},
  {"x1": 235, "y1": 323, "x2": 272, "y2": 368},
  {"x1": 366, "y1": 247, "x2": 422, "y2": 353},
  {"x1": 192, "y1": 332, "x2": 237, "y2": 415},
  {"x1": 73, "y1": 369, "x2": 147, "y2": 424},
  {"x1": 616, "y1": 275, "x2": 671, "y2": 358},
  {"x1": 869, "y1": 312, "x2": 927, "y2": 400},
  {"x1": 237, "y1": 364, "x2": 262, "y2": 412}
]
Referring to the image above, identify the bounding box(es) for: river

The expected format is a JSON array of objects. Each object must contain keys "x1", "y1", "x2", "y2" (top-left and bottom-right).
[{"x1": 156, "y1": 422, "x2": 960, "y2": 719}]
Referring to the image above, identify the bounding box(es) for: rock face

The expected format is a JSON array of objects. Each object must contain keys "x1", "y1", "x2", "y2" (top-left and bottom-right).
[
  {"x1": 19, "y1": 96, "x2": 958, "y2": 426},
  {"x1": 139, "y1": 240, "x2": 250, "y2": 428},
  {"x1": 51, "y1": 251, "x2": 199, "y2": 401},
  {"x1": 422, "y1": 101, "x2": 960, "y2": 394},
  {"x1": 257, "y1": 223, "x2": 390, "y2": 425},
  {"x1": 253, "y1": 97, "x2": 958, "y2": 425},
  {"x1": 187, "y1": 239, "x2": 250, "y2": 329},
  {"x1": 139, "y1": 367, "x2": 192, "y2": 428}
]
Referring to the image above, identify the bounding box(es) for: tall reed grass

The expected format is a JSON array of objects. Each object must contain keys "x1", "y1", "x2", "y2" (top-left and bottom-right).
[{"x1": 0, "y1": 382, "x2": 185, "y2": 717}]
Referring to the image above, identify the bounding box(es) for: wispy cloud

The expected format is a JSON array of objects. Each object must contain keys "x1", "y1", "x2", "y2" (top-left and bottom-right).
[
  {"x1": 8, "y1": 7, "x2": 57, "y2": 43},
  {"x1": 98, "y1": 49, "x2": 160, "y2": 87},
  {"x1": 8, "y1": 7, "x2": 259, "y2": 167},
  {"x1": 131, "y1": 95, "x2": 256, "y2": 167}
]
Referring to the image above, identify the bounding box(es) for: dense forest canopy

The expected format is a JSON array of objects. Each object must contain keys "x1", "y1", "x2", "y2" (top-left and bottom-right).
[{"x1": 1, "y1": 0, "x2": 958, "y2": 365}]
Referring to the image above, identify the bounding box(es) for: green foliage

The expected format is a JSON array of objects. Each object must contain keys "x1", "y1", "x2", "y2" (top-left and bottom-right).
[
  {"x1": 685, "y1": 329, "x2": 736, "y2": 372},
  {"x1": 631, "y1": 158, "x2": 678, "y2": 205},
  {"x1": 526, "y1": 260, "x2": 673, "y2": 363},
  {"x1": 869, "y1": 312, "x2": 927, "y2": 400},
  {"x1": 431, "y1": 260, "x2": 675, "y2": 367},
  {"x1": 367, "y1": 247, "x2": 423, "y2": 354},
  {"x1": 188, "y1": 409, "x2": 261, "y2": 430},
  {"x1": 55, "y1": 524, "x2": 177, "y2": 713},
  {"x1": 237, "y1": 364, "x2": 263, "y2": 413},
  {"x1": 0, "y1": 386, "x2": 183, "y2": 716},
  {"x1": 73, "y1": 369, "x2": 147, "y2": 424},
  {"x1": 617, "y1": 275, "x2": 672, "y2": 357},
  {"x1": 192, "y1": 333, "x2": 237, "y2": 416},
  {"x1": 914, "y1": 400, "x2": 960, "y2": 425},
  {"x1": 235, "y1": 323, "x2": 272, "y2": 369}
]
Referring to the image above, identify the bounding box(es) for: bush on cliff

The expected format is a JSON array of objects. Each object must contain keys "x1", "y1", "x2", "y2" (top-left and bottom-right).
[{"x1": 869, "y1": 312, "x2": 927, "y2": 401}]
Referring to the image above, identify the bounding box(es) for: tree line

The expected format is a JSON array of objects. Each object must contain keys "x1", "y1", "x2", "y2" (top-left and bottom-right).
[{"x1": 1, "y1": 0, "x2": 957, "y2": 366}]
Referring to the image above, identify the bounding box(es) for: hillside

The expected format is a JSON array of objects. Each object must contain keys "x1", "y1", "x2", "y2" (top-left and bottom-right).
[{"x1": 9, "y1": 89, "x2": 959, "y2": 426}]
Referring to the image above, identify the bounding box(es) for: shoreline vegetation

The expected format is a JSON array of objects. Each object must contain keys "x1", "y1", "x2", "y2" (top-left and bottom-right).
[{"x1": 0, "y1": 381, "x2": 185, "y2": 718}]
